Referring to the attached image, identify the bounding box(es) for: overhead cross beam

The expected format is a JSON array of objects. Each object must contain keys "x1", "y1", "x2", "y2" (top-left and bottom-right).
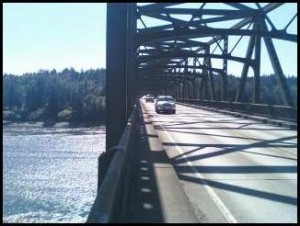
[
  {"x1": 134, "y1": 3, "x2": 296, "y2": 106},
  {"x1": 106, "y1": 3, "x2": 297, "y2": 142}
]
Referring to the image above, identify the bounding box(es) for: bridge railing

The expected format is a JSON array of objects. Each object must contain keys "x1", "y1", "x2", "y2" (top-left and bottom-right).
[
  {"x1": 87, "y1": 104, "x2": 138, "y2": 223},
  {"x1": 177, "y1": 99, "x2": 297, "y2": 122}
]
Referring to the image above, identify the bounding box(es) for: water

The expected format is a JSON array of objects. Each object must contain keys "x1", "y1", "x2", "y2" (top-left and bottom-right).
[{"x1": 3, "y1": 123, "x2": 106, "y2": 223}]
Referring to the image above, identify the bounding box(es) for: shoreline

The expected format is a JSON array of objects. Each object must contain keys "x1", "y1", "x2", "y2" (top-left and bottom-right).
[{"x1": 3, "y1": 120, "x2": 105, "y2": 128}]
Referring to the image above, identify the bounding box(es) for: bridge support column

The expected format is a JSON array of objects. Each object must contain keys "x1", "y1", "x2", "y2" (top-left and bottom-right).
[
  {"x1": 106, "y1": 3, "x2": 131, "y2": 149},
  {"x1": 260, "y1": 20, "x2": 293, "y2": 106},
  {"x1": 127, "y1": 3, "x2": 137, "y2": 114},
  {"x1": 235, "y1": 36, "x2": 255, "y2": 102},
  {"x1": 206, "y1": 46, "x2": 215, "y2": 101}
]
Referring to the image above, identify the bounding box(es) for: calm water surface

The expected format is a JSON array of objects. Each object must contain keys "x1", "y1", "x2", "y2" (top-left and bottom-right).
[{"x1": 3, "y1": 124, "x2": 105, "y2": 223}]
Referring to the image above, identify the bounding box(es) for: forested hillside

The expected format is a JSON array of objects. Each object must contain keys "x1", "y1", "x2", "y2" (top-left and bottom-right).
[
  {"x1": 224, "y1": 74, "x2": 297, "y2": 105},
  {"x1": 3, "y1": 68, "x2": 297, "y2": 125},
  {"x1": 3, "y1": 68, "x2": 106, "y2": 125}
]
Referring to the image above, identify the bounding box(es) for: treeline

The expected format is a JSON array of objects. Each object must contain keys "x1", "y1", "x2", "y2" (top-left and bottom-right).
[
  {"x1": 213, "y1": 74, "x2": 297, "y2": 105},
  {"x1": 3, "y1": 68, "x2": 106, "y2": 125},
  {"x1": 3, "y1": 69, "x2": 297, "y2": 125}
]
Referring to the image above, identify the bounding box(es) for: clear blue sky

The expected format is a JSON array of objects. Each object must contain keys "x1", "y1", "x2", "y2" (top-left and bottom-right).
[
  {"x1": 3, "y1": 3, "x2": 106, "y2": 75},
  {"x1": 3, "y1": 3, "x2": 297, "y2": 76}
]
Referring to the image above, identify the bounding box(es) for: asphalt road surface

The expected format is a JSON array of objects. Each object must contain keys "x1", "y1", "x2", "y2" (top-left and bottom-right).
[{"x1": 142, "y1": 100, "x2": 297, "y2": 223}]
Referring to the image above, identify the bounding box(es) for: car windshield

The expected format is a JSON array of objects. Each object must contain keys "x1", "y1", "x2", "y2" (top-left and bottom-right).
[{"x1": 157, "y1": 96, "x2": 174, "y2": 102}]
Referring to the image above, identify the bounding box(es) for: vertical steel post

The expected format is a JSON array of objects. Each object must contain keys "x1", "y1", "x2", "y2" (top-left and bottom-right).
[
  {"x1": 106, "y1": 3, "x2": 128, "y2": 149},
  {"x1": 127, "y1": 3, "x2": 137, "y2": 114},
  {"x1": 207, "y1": 46, "x2": 215, "y2": 100},
  {"x1": 195, "y1": 77, "x2": 201, "y2": 99},
  {"x1": 184, "y1": 58, "x2": 188, "y2": 74},
  {"x1": 260, "y1": 20, "x2": 294, "y2": 106},
  {"x1": 222, "y1": 36, "x2": 228, "y2": 101},
  {"x1": 179, "y1": 82, "x2": 182, "y2": 99},
  {"x1": 186, "y1": 80, "x2": 190, "y2": 99},
  {"x1": 183, "y1": 60, "x2": 188, "y2": 99},
  {"x1": 235, "y1": 36, "x2": 255, "y2": 102},
  {"x1": 192, "y1": 79, "x2": 196, "y2": 99},
  {"x1": 181, "y1": 81, "x2": 184, "y2": 99},
  {"x1": 188, "y1": 80, "x2": 193, "y2": 99},
  {"x1": 182, "y1": 81, "x2": 186, "y2": 99},
  {"x1": 198, "y1": 76, "x2": 202, "y2": 100},
  {"x1": 177, "y1": 82, "x2": 181, "y2": 99},
  {"x1": 193, "y1": 58, "x2": 199, "y2": 100},
  {"x1": 202, "y1": 75, "x2": 207, "y2": 100},
  {"x1": 253, "y1": 18, "x2": 261, "y2": 103}
]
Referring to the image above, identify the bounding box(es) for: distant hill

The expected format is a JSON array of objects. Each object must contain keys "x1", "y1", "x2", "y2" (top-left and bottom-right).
[
  {"x1": 3, "y1": 68, "x2": 106, "y2": 125},
  {"x1": 3, "y1": 69, "x2": 297, "y2": 124}
]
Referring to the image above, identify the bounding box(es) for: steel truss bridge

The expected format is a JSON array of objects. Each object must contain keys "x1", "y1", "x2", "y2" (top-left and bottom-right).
[
  {"x1": 106, "y1": 3, "x2": 297, "y2": 148},
  {"x1": 88, "y1": 3, "x2": 297, "y2": 223}
]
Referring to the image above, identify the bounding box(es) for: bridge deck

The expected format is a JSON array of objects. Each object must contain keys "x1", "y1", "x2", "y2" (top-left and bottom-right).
[
  {"x1": 123, "y1": 102, "x2": 199, "y2": 223},
  {"x1": 123, "y1": 100, "x2": 297, "y2": 223}
]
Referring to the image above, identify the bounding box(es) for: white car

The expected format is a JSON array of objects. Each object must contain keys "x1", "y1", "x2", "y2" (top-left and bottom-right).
[{"x1": 155, "y1": 95, "x2": 176, "y2": 114}]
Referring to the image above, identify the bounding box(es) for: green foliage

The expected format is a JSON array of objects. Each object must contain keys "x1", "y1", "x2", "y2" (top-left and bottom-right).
[
  {"x1": 3, "y1": 68, "x2": 106, "y2": 124},
  {"x1": 214, "y1": 74, "x2": 297, "y2": 105},
  {"x1": 2, "y1": 69, "x2": 297, "y2": 125}
]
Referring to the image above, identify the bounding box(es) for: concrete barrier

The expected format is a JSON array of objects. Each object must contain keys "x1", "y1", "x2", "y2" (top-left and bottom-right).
[
  {"x1": 87, "y1": 105, "x2": 137, "y2": 223},
  {"x1": 177, "y1": 99, "x2": 297, "y2": 129},
  {"x1": 177, "y1": 99, "x2": 297, "y2": 122}
]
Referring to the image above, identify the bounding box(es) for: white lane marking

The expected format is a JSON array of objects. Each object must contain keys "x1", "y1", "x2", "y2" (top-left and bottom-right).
[{"x1": 152, "y1": 112, "x2": 238, "y2": 223}]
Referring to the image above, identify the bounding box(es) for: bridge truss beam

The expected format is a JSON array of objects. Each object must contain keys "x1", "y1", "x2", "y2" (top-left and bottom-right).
[
  {"x1": 134, "y1": 3, "x2": 296, "y2": 105},
  {"x1": 106, "y1": 3, "x2": 297, "y2": 147}
]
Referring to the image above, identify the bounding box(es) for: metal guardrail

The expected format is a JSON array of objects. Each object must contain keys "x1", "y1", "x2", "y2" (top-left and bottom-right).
[
  {"x1": 87, "y1": 105, "x2": 137, "y2": 223},
  {"x1": 177, "y1": 99, "x2": 297, "y2": 122}
]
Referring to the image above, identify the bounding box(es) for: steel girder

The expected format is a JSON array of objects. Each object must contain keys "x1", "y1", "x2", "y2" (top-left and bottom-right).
[
  {"x1": 106, "y1": 3, "x2": 297, "y2": 147},
  {"x1": 137, "y1": 27, "x2": 296, "y2": 45},
  {"x1": 106, "y1": 3, "x2": 137, "y2": 148},
  {"x1": 133, "y1": 3, "x2": 296, "y2": 106}
]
